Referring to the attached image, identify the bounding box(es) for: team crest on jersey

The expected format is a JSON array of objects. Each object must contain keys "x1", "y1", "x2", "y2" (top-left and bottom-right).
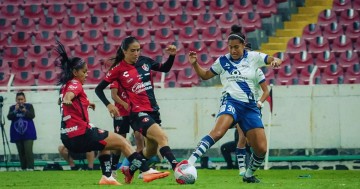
[
  {"x1": 142, "y1": 117, "x2": 149, "y2": 122},
  {"x1": 230, "y1": 70, "x2": 241, "y2": 75},
  {"x1": 142, "y1": 64, "x2": 149, "y2": 71},
  {"x1": 115, "y1": 126, "x2": 120, "y2": 132}
]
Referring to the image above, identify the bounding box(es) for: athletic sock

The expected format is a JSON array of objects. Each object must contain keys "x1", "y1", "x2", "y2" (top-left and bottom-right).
[
  {"x1": 188, "y1": 135, "x2": 215, "y2": 165},
  {"x1": 111, "y1": 153, "x2": 120, "y2": 171},
  {"x1": 245, "y1": 153, "x2": 265, "y2": 177},
  {"x1": 236, "y1": 147, "x2": 246, "y2": 169},
  {"x1": 159, "y1": 146, "x2": 177, "y2": 170},
  {"x1": 98, "y1": 154, "x2": 111, "y2": 177},
  {"x1": 127, "y1": 152, "x2": 149, "y2": 175}
]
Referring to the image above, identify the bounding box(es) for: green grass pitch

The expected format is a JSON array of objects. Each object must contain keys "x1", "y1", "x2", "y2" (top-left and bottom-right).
[{"x1": 1, "y1": 169, "x2": 359, "y2": 189}]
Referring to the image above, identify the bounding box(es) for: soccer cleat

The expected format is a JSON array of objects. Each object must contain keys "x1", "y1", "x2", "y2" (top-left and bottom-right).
[
  {"x1": 239, "y1": 167, "x2": 246, "y2": 176},
  {"x1": 138, "y1": 172, "x2": 143, "y2": 179},
  {"x1": 142, "y1": 168, "x2": 170, "y2": 183},
  {"x1": 175, "y1": 159, "x2": 189, "y2": 170},
  {"x1": 98, "y1": 175, "x2": 122, "y2": 185},
  {"x1": 111, "y1": 170, "x2": 118, "y2": 179},
  {"x1": 243, "y1": 175, "x2": 260, "y2": 183},
  {"x1": 121, "y1": 166, "x2": 134, "y2": 184}
]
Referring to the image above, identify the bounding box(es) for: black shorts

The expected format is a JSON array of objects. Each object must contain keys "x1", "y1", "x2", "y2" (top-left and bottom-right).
[
  {"x1": 129, "y1": 111, "x2": 161, "y2": 137},
  {"x1": 113, "y1": 116, "x2": 131, "y2": 135},
  {"x1": 61, "y1": 127, "x2": 109, "y2": 153}
]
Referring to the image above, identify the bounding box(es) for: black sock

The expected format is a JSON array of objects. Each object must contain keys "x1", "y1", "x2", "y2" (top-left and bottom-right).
[
  {"x1": 128, "y1": 152, "x2": 150, "y2": 175},
  {"x1": 159, "y1": 146, "x2": 177, "y2": 170},
  {"x1": 98, "y1": 154, "x2": 111, "y2": 177},
  {"x1": 111, "y1": 153, "x2": 120, "y2": 171},
  {"x1": 139, "y1": 150, "x2": 149, "y2": 160}
]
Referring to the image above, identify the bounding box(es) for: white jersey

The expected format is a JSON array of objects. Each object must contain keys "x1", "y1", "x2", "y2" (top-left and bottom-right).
[
  {"x1": 210, "y1": 51, "x2": 267, "y2": 103},
  {"x1": 254, "y1": 68, "x2": 266, "y2": 100}
]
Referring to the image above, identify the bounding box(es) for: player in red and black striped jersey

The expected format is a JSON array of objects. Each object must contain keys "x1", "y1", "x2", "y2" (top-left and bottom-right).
[
  {"x1": 55, "y1": 41, "x2": 169, "y2": 185},
  {"x1": 95, "y1": 36, "x2": 179, "y2": 174}
]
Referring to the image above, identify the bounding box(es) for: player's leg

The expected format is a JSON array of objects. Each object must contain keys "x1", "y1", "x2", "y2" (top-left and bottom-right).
[
  {"x1": 85, "y1": 151, "x2": 95, "y2": 170},
  {"x1": 188, "y1": 114, "x2": 234, "y2": 165},
  {"x1": 236, "y1": 125, "x2": 247, "y2": 175},
  {"x1": 110, "y1": 116, "x2": 128, "y2": 175},
  {"x1": 58, "y1": 144, "x2": 78, "y2": 170},
  {"x1": 220, "y1": 141, "x2": 236, "y2": 169}
]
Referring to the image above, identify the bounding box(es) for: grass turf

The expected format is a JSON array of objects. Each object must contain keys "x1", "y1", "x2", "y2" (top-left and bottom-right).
[{"x1": 1, "y1": 169, "x2": 359, "y2": 189}]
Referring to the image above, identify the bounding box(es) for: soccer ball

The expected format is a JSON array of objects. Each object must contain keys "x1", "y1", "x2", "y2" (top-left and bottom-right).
[{"x1": 174, "y1": 163, "x2": 197, "y2": 184}]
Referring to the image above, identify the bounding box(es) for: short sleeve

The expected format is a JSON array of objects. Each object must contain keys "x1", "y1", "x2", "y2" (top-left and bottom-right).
[
  {"x1": 110, "y1": 81, "x2": 118, "y2": 89},
  {"x1": 105, "y1": 66, "x2": 120, "y2": 83},
  {"x1": 209, "y1": 57, "x2": 222, "y2": 75},
  {"x1": 256, "y1": 68, "x2": 266, "y2": 84},
  {"x1": 250, "y1": 51, "x2": 268, "y2": 68},
  {"x1": 67, "y1": 80, "x2": 83, "y2": 96}
]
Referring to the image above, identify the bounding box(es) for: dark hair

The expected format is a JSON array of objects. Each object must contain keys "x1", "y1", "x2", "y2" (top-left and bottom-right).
[
  {"x1": 228, "y1": 25, "x2": 246, "y2": 43},
  {"x1": 16, "y1": 92, "x2": 25, "y2": 98},
  {"x1": 245, "y1": 43, "x2": 252, "y2": 50},
  {"x1": 55, "y1": 40, "x2": 86, "y2": 85},
  {"x1": 109, "y1": 36, "x2": 139, "y2": 70}
]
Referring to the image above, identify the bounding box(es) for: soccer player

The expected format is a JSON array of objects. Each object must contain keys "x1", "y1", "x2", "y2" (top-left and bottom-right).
[
  {"x1": 55, "y1": 41, "x2": 169, "y2": 185},
  {"x1": 95, "y1": 36, "x2": 179, "y2": 183},
  {"x1": 182, "y1": 25, "x2": 281, "y2": 183}
]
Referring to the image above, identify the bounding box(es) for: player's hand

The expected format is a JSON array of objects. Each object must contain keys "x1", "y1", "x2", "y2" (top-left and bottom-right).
[
  {"x1": 121, "y1": 102, "x2": 129, "y2": 111},
  {"x1": 188, "y1": 51, "x2": 198, "y2": 65},
  {"x1": 62, "y1": 100, "x2": 73, "y2": 106},
  {"x1": 107, "y1": 104, "x2": 119, "y2": 118},
  {"x1": 270, "y1": 57, "x2": 282, "y2": 68},
  {"x1": 165, "y1": 45, "x2": 177, "y2": 55},
  {"x1": 89, "y1": 103, "x2": 96, "y2": 110}
]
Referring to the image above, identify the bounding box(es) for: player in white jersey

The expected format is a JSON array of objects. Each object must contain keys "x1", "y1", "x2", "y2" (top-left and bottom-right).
[{"x1": 178, "y1": 25, "x2": 281, "y2": 183}]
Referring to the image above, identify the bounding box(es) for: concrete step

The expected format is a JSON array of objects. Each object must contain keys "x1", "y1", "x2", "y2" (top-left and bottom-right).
[
  {"x1": 275, "y1": 29, "x2": 303, "y2": 37},
  {"x1": 298, "y1": 6, "x2": 331, "y2": 14},
  {"x1": 305, "y1": 0, "x2": 333, "y2": 7},
  {"x1": 284, "y1": 21, "x2": 314, "y2": 30},
  {"x1": 290, "y1": 14, "x2": 318, "y2": 23},
  {"x1": 268, "y1": 36, "x2": 292, "y2": 44},
  {"x1": 261, "y1": 43, "x2": 287, "y2": 50}
]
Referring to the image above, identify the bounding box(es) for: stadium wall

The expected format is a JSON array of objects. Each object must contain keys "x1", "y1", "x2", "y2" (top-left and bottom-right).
[{"x1": 0, "y1": 84, "x2": 359, "y2": 155}]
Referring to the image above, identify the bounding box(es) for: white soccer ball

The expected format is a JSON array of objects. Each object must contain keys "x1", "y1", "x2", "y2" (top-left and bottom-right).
[{"x1": 174, "y1": 163, "x2": 197, "y2": 184}]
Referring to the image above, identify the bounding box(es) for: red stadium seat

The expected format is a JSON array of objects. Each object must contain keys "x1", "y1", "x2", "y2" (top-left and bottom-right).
[
  {"x1": 321, "y1": 64, "x2": 344, "y2": 84},
  {"x1": 33, "y1": 55, "x2": 56, "y2": 73},
  {"x1": 276, "y1": 65, "x2": 298, "y2": 85},
  {"x1": 150, "y1": 14, "x2": 172, "y2": 33},
  {"x1": 339, "y1": 9, "x2": 360, "y2": 28},
  {"x1": 83, "y1": 16, "x2": 105, "y2": 31},
  {"x1": 57, "y1": 30, "x2": 79, "y2": 47},
  {"x1": 163, "y1": 80, "x2": 180, "y2": 88},
  {"x1": 344, "y1": 63, "x2": 360, "y2": 84},
  {"x1": 173, "y1": 14, "x2": 195, "y2": 34},
  {"x1": 292, "y1": 51, "x2": 314, "y2": 73},
  {"x1": 317, "y1": 9, "x2": 337, "y2": 29},
  {"x1": 14, "y1": 17, "x2": 36, "y2": 32},
  {"x1": 208, "y1": 40, "x2": 228, "y2": 59},
  {"x1": 354, "y1": 37, "x2": 360, "y2": 56},
  {"x1": 171, "y1": 41, "x2": 186, "y2": 55},
  {"x1": 187, "y1": 41, "x2": 208, "y2": 54},
  {"x1": 23, "y1": 5, "x2": 44, "y2": 21},
  {"x1": 256, "y1": 0, "x2": 277, "y2": 18},
  {"x1": 139, "y1": 1, "x2": 160, "y2": 20},
  {"x1": 68, "y1": 3, "x2": 90, "y2": 20},
  {"x1": 0, "y1": 17, "x2": 14, "y2": 33},
  {"x1": 331, "y1": 35, "x2": 353, "y2": 56},
  {"x1": 33, "y1": 31, "x2": 56, "y2": 48},
  {"x1": 141, "y1": 42, "x2": 163, "y2": 58},
  {"x1": 302, "y1": 23, "x2": 322, "y2": 43},
  {"x1": 153, "y1": 70, "x2": 177, "y2": 84},
  {"x1": 273, "y1": 52, "x2": 291, "y2": 67},
  {"x1": 46, "y1": 3, "x2": 67, "y2": 20},
  {"x1": 185, "y1": 0, "x2": 206, "y2": 19},
  {"x1": 172, "y1": 54, "x2": 189, "y2": 72},
  {"x1": 81, "y1": 29, "x2": 105, "y2": 46},
  {"x1": 96, "y1": 43, "x2": 117, "y2": 60},
  {"x1": 218, "y1": 12, "x2": 240, "y2": 33},
  {"x1": 298, "y1": 65, "x2": 321, "y2": 85},
  {"x1": 315, "y1": 50, "x2": 336, "y2": 72},
  {"x1": 153, "y1": 28, "x2": 176, "y2": 46},
  {"x1": 10, "y1": 58, "x2": 33, "y2": 74},
  {"x1": 86, "y1": 69, "x2": 105, "y2": 84},
  {"x1": 131, "y1": 28, "x2": 152, "y2": 45},
  {"x1": 105, "y1": 29, "x2": 127, "y2": 44},
  {"x1": 84, "y1": 56, "x2": 103, "y2": 70},
  {"x1": 197, "y1": 53, "x2": 213, "y2": 70},
  {"x1": 196, "y1": 13, "x2": 217, "y2": 33},
  {"x1": 0, "y1": 32, "x2": 9, "y2": 47},
  {"x1": 239, "y1": 12, "x2": 262, "y2": 32},
  {"x1": 338, "y1": 50, "x2": 359, "y2": 71},
  {"x1": 0, "y1": 5, "x2": 20, "y2": 20},
  {"x1": 9, "y1": 31, "x2": 33, "y2": 48},
  {"x1": 92, "y1": 2, "x2": 114, "y2": 20},
  {"x1": 73, "y1": 44, "x2": 95, "y2": 58},
  {"x1": 0, "y1": 72, "x2": 11, "y2": 88},
  {"x1": 233, "y1": 0, "x2": 253, "y2": 18},
  {"x1": 37, "y1": 70, "x2": 58, "y2": 86},
  {"x1": 61, "y1": 16, "x2": 82, "y2": 31},
  {"x1": 115, "y1": 1, "x2": 137, "y2": 21},
  {"x1": 177, "y1": 67, "x2": 199, "y2": 87},
  {"x1": 332, "y1": 0, "x2": 352, "y2": 15},
  {"x1": 353, "y1": 0, "x2": 360, "y2": 14},
  {"x1": 1, "y1": 0, "x2": 22, "y2": 6},
  {"x1": 162, "y1": 0, "x2": 183, "y2": 19},
  {"x1": 322, "y1": 22, "x2": 344, "y2": 43},
  {"x1": 27, "y1": 45, "x2": 49, "y2": 61},
  {"x1": 3, "y1": 47, "x2": 24, "y2": 63},
  {"x1": 208, "y1": 0, "x2": 229, "y2": 18},
  {"x1": 106, "y1": 15, "x2": 127, "y2": 31},
  {"x1": 344, "y1": 21, "x2": 360, "y2": 42},
  {"x1": 38, "y1": 16, "x2": 59, "y2": 32},
  {"x1": 260, "y1": 67, "x2": 276, "y2": 85},
  {"x1": 12, "y1": 71, "x2": 36, "y2": 87},
  {"x1": 128, "y1": 15, "x2": 150, "y2": 32},
  {"x1": 201, "y1": 26, "x2": 223, "y2": 46},
  {"x1": 285, "y1": 37, "x2": 307, "y2": 58},
  {"x1": 177, "y1": 27, "x2": 199, "y2": 47},
  {"x1": 308, "y1": 36, "x2": 330, "y2": 58},
  {"x1": 24, "y1": 0, "x2": 44, "y2": 5}
]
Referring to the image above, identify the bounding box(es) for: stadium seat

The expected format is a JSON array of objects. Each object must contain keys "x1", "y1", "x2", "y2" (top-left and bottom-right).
[
  {"x1": 339, "y1": 9, "x2": 360, "y2": 28},
  {"x1": 317, "y1": 9, "x2": 337, "y2": 29},
  {"x1": 331, "y1": 35, "x2": 353, "y2": 56},
  {"x1": 24, "y1": 0, "x2": 45, "y2": 5},
  {"x1": 233, "y1": 0, "x2": 253, "y2": 18},
  {"x1": 298, "y1": 65, "x2": 321, "y2": 85},
  {"x1": 27, "y1": 45, "x2": 49, "y2": 61},
  {"x1": 86, "y1": 69, "x2": 105, "y2": 85},
  {"x1": 308, "y1": 36, "x2": 330, "y2": 58},
  {"x1": 276, "y1": 65, "x2": 298, "y2": 85},
  {"x1": 0, "y1": 5, "x2": 20, "y2": 20},
  {"x1": 23, "y1": 5, "x2": 44, "y2": 21},
  {"x1": 302, "y1": 23, "x2": 322, "y2": 43},
  {"x1": 344, "y1": 63, "x2": 360, "y2": 84},
  {"x1": 177, "y1": 67, "x2": 199, "y2": 87},
  {"x1": 10, "y1": 58, "x2": 33, "y2": 74},
  {"x1": 141, "y1": 42, "x2": 163, "y2": 58},
  {"x1": 354, "y1": 37, "x2": 360, "y2": 56},
  {"x1": 73, "y1": 44, "x2": 95, "y2": 58},
  {"x1": 96, "y1": 43, "x2": 117, "y2": 60},
  {"x1": 173, "y1": 14, "x2": 195, "y2": 34},
  {"x1": 260, "y1": 66, "x2": 276, "y2": 85},
  {"x1": 33, "y1": 31, "x2": 56, "y2": 48},
  {"x1": 321, "y1": 64, "x2": 344, "y2": 84},
  {"x1": 332, "y1": 0, "x2": 352, "y2": 15},
  {"x1": 256, "y1": 0, "x2": 277, "y2": 18},
  {"x1": 83, "y1": 16, "x2": 105, "y2": 31},
  {"x1": 322, "y1": 22, "x2": 344, "y2": 43},
  {"x1": 172, "y1": 54, "x2": 189, "y2": 72},
  {"x1": 106, "y1": 15, "x2": 127, "y2": 31},
  {"x1": 81, "y1": 29, "x2": 105, "y2": 46},
  {"x1": 115, "y1": 1, "x2": 137, "y2": 21},
  {"x1": 0, "y1": 0, "x2": 22, "y2": 6},
  {"x1": 153, "y1": 70, "x2": 177, "y2": 84},
  {"x1": 315, "y1": 50, "x2": 336, "y2": 72},
  {"x1": 9, "y1": 31, "x2": 33, "y2": 48},
  {"x1": 3, "y1": 47, "x2": 24, "y2": 63},
  {"x1": 105, "y1": 29, "x2": 126, "y2": 44},
  {"x1": 177, "y1": 27, "x2": 199, "y2": 47},
  {"x1": 218, "y1": 12, "x2": 240, "y2": 33},
  {"x1": 162, "y1": 0, "x2": 183, "y2": 19},
  {"x1": 201, "y1": 26, "x2": 223, "y2": 46},
  {"x1": 14, "y1": 17, "x2": 36, "y2": 32},
  {"x1": 338, "y1": 50, "x2": 359, "y2": 72},
  {"x1": 353, "y1": 0, "x2": 360, "y2": 14},
  {"x1": 196, "y1": 13, "x2": 217, "y2": 33},
  {"x1": 12, "y1": 71, "x2": 36, "y2": 87},
  {"x1": 285, "y1": 37, "x2": 307, "y2": 58},
  {"x1": 61, "y1": 16, "x2": 82, "y2": 31},
  {"x1": 187, "y1": 41, "x2": 208, "y2": 54},
  {"x1": 185, "y1": 0, "x2": 206, "y2": 19},
  {"x1": 208, "y1": 40, "x2": 228, "y2": 59},
  {"x1": 171, "y1": 41, "x2": 185, "y2": 55},
  {"x1": 38, "y1": 16, "x2": 59, "y2": 32},
  {"x1": 139, "y1": 1, "x2": 160, "y2": 20},
  {"x1": 239, "y1": 12, "x2": 262, "y2": 32},
  {"x1": 197, "y1": 53, "x2": 213, "y2": 70},
  {"x1": 273, "y1": 52, "x2": 291, "y2": 66},
  {"x1": 37, "y1": 70, "x2": 58, "y2": 86},
  {"x1": 92, "y1": 2, "x2": 114, "y2": 20},
  {"x1": 84, "y1": 56, "x2": 103, "y2": 70},
  {"x1": 0, "y1": 71, "x2": 11, "y2": 88},
  {"x1": 153, "y1": 28, "x2": 176, "y2": 46},
  {"x1": 46, "y1": 3, "x2": 67, "y2": 20},
  {"x1": 33, "y1": 55, "x2": 56, "y2": 74},
  {"x1": 151, "y1": 14, "x2": 172, "y2": 33},
  {"x1": 68, "y1": 3, "x2": 90, "y2": 20},
  {"x1": 209, "y1": 0, "x2": 229, "y2": 18},
  {"x1": 56, "y1": 30, "x2": 79, "y2": 47},
  {"x1": 128, "y1": 15, "x2": 150, "y2": 32},
  {"x1": 292, "y1": 51, "x2": 314, "y2": 73},
  {"x1": 344, "y1": 21, "x2": 360, "y2": 42},
  {"x1": 0, "y1": 32, "x2": 9, "y2": 48},
  {"x1": 164, "y1": 80, "x2": 180, "y2": 88},
  {"x1": 0, "y1": 17, "x2": 14, "y2": 33},
  {"x1": 131, "y1": 28, "x2": 152, "y2": 45}
]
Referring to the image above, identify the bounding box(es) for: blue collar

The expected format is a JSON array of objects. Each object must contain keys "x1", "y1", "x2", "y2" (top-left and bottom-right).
[{"x1": 229, "y1": 50, "x2": 248, "y2": 64}]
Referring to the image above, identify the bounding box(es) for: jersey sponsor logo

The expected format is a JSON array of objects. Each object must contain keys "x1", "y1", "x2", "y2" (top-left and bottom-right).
[
  {"x1": 68, "y1": 85, "x2": 78, "y2": 90},
  {"x1": 106, "y1": 72, "x2": 112, "y2": 78},
  {"x1": 60, "y1": 125, "x2": 78, "y2": 134},
  {"x1": 123, "y1": 71, "x2": 129, "y2": 77},
  {"x1": 142, "y1": 64, "x2": 149, "y2": 71},
  {"x1": 121, "y1": 92, "x2": 127, "y2": 99},
  {"x1": 126, "y1": 78, "x2": 133, "y2": 83},
  {"x1": 62, "y1": 115, "x2": 71, "y2": 121},
  {"x1": 131, "y1": 81, "x2": 152, "y2": 94}
]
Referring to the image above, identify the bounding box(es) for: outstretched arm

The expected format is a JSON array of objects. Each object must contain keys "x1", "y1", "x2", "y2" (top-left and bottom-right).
[
  {"x1": 188, "y1": 51, "x2": 215, "y2": 80},
  {"x1": 95, "y1": 80, "x2": 119, "y2": 117}
]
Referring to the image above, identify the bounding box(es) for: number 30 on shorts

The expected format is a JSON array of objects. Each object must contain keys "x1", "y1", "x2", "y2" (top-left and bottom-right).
[{"x1": 219, "y1": 104, "x2": 235, "y2": 114}]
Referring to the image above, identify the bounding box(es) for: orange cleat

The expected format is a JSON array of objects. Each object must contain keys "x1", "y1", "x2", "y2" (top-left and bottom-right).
[
  {"x1": 142, "y1": 168, "x2": 170, "y2": 183},
  {"x1": 98, "y1": 175, "x2": 122, "y2": 185}
]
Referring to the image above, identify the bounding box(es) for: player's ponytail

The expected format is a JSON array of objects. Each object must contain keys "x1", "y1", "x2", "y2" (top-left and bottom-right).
[
  {"x1": 109, "y1": 36, "x2": 139, "y2": 70},
  {"x1": 228, "y1": 25, "x2": 246, "y2": 43}
]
